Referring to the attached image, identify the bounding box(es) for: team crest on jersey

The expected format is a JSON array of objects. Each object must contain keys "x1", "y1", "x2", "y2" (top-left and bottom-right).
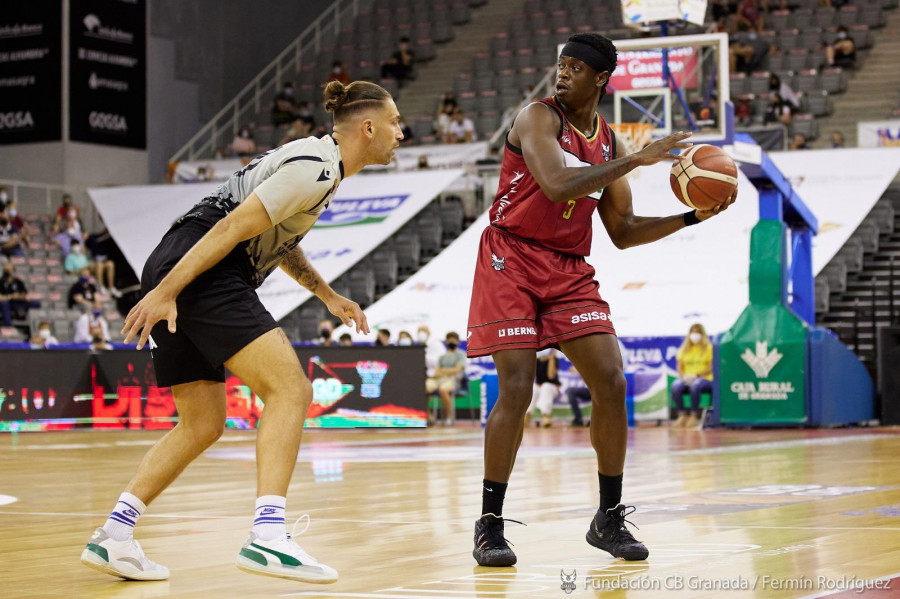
[
  {"x1": 602, "y1": 143, "x2": 611, "y2": 162},
  {"x1": 491, "y1": 253, "x2": 506, "y2": 271}
]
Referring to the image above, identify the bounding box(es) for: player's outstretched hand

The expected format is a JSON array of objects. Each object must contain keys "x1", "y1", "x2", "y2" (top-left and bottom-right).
[
  {"x1": 122, "y1": 288, "x2": 177, "y2": 350},
  {"x1": 326, "y1": 293, "x2": 370, "y2": 335},
  {"x1": 697, "y1": 187, "x2": 738, "y2": 222},
  {"x1": 634, "y1": 131, "x2": 693, "y2": 166}
]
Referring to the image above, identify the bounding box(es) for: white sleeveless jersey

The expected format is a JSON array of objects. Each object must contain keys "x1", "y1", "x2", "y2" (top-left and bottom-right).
[{"x1": 176, "y1": 135, "x2": 343, "y2": 287}]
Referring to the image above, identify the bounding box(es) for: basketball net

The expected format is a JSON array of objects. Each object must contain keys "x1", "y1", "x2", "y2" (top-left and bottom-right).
[{"x1": 608, "y1": 123, "x2": 653, "y2": 180}]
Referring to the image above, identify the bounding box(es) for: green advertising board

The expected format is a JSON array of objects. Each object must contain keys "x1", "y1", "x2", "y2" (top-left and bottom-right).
[{"x1": 718, "y1": 220, "x2": 808, "y2": 424}]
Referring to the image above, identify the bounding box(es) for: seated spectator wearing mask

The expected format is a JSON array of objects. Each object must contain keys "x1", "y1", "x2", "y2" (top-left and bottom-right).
[
  {"x1": 74, "y1": 298, "x2": 111, "y2": 344},
  {"x1": 768, "y1": 74, "x2": 799, "y2": 110},
  {"x1": 52, "y1": 194, "x2": 79, "y2": 234},
  {"x1": 831, "y1": 131, "x2": 845, "y2": 148},
  {"x1": 65, "y1": 240, "x2": 90, "y2": 273},
  {"x1": 68, "y1": 268, "x2": 97, "y2": 309},
  {"x1": 671, "y1": 323, "x2": 714, "y2": 429},
  {"x1": 318, "y1": 319, "x2": 339, "y2": 347},
  {"x1": 4, "y1": 201, "x2": 29, "y2": 248},
  {"x1": 397, "y1": 330, "x2": 414, "y2": 346},
  {"x1": 231, "y1": 127, "x2": 257, "y2": 157},
  {"x1": 0, "y1": 211, "x2": 23, "y2": 258},
  {"x1": 1, "y1": 262, "x2": 29, "y2": 325},
  {"x1": 0, "y1": 187, "x2": 9, "y2": 209},
  {"x1": 271, "y1": 82, "x2": 298, "y2": 126},
  {"x1": 30, "y1": 321, "x2": 59, "y2": 348},
  {"x1": 328, "y1": 60, "x2": 350, "y2": 85},
  {"x1": 425, "y1": 332, "x2": 466, "y2": 427},
  {"x1": 826, "y1": 26, "x2": 856, "y2": 69},
  {"x1": 525, "y1": 349, "x2": 562, "y2": 428}
]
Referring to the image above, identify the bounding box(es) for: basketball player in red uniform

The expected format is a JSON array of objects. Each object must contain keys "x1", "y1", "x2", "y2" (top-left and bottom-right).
[{"x1": 468, "y1": 33, "x2": 735, "y2": 566}]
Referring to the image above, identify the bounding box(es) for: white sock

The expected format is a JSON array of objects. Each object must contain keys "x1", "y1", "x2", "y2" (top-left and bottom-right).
[
  {"x1": 251, "y1": 495, "x2": 286, "y2": 541},
  {"x1": 102, "y1": 492, "x2": 146, "y2": 542}
]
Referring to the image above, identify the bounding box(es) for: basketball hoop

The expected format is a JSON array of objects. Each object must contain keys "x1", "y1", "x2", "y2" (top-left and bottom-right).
[{"x1": 610, "y1": 122, "x2": 654, "y2": 156}]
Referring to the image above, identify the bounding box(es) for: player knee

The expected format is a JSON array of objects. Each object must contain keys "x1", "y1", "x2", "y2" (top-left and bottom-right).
[
  {"x1": 589, "y1": 370, "x2": 627, "y2": 408},
  {"x1": 499, "y1": 379, "x2": 534, "y2": 413},
  {"x1": 183, "y1": 417, "x2": 225, "y2": 448}
]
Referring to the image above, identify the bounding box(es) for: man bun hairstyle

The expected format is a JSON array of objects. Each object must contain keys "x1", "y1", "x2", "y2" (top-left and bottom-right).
[{"x1": 323, "y1": 80, "x2": 392, "y2": 122}]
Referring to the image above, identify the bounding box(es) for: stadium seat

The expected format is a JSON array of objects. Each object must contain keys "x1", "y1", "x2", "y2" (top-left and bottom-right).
[
  {"x1": 491, "y1": 33, "x2": 510, "y2": 54},
  {"x1": 433, "y1": 21, "x2": 454, "y2": 43},
  {"x1": 748, "y1": 72, "x2": 771, "y2": 96},
  {"x1": 859, "y1": 5, "x2": 885, "y2": 27},
  {"x1": 476, "y1": 111, "x2": 502, "y2": 138},
  {"x1": 815, "y1": 278, "x2": 830, "y2": 313},
  {"x1": 778, "y1": 29, "x2": 800, "y2": 52},
  {"x1": 476, "y1": 91, "x2": 501, "y2": 113},
  {"x1": 837, "y1": 6, "x2": 859, "y2": 28},
  {"x1": 454, "y1": 74, "x2": 473, "y2": 95},
  {"x1": 766, "y1": 54, "x2": 786, "y2": 73},
  {"x1": 767, "y1": 10, "x2": 791, "y2": 30},
  {"x1": 786, "y1": 49, "x2": 810, "y2": 72},
  {"x1": 414, "y1": 216, "x2": 443, "y2": 259},
  {"x1": 837, "y1": 238, "x2": 864, "y2": 272},
  {"x1": 869, "y1": 203, "x2": 896, "y2": 235},
  {"x1": 789, "y1": 8, "x2": 814, "y2": 29},
  {"x1": 450, "y1": 3, "x2": 471, "y2": 25},
  {"x1": 348, "y1": 267, "x2": 376, "y2": 307},
  {"x1": 439, "y1": 199, "x2": 465, "y2": 241},
  {"x1": 372, "y1": 248, "x2": 399, "y2": 293},
  {"x1": 820, "y1": 68, "x2": 847, "y2": 94},
  {"x1": 790, "y1": 113, "x2": 819, "y2": 140},
  {"x1": 853, "y1": 223, "x2": 880, "y2": 253},
  {"x1": 814, "y1": 6, "x2": 836, "y2": 28},
  {"x1": 730, "y1": 74, "x2": 749, "y2": 96},
  {"x1": 795, "y1": 69, "x2": 821, "y2": 94},
  {"x1": 804, "y1": 93, "x2": 833, "y2": 117}
]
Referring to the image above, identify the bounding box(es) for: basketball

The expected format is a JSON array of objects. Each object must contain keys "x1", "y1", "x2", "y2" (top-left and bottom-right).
[{"x1": 669, "y1": 144, "x2": 738, "y2": 211}]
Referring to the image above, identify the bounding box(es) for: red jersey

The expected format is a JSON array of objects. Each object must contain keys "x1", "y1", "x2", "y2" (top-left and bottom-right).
[{"x1": 489, "y1": 96, "x2": 616, "y2": 256}]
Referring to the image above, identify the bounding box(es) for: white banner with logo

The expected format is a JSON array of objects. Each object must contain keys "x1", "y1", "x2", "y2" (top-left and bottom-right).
[
  {"x1": 89, "y1": 169, "x2": 464, "y2": 321},
  {"x1": 350, "y1": 148, "x2": 900, "y2": 341},
  {"x1": 621, "y1": 0, "x2": 708, "y2": 25},
  {"x1": 857, "y1": 120, "x2": 900, "y2": 148}
]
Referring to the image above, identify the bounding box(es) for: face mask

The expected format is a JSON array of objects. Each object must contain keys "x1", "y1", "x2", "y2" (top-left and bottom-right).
[
  {"x1": 284, "y1": 88, "x2": 294, "y2": 96},
  {"x1": 241, "y1": 130, "x2": 250, "y2": 138},
  {"x1": 93, "y1": 310, "x2": 102, "y2": 318},
  {"x1": 417, "y1": 331, "x2": 428, "y2": 342},
  {"x1": 80, "y1": 275, "x2": 89, "y2": 283},
  {"x1": 0, "y1": 192, "x2": 7, "y2": 201},
  {"x1": 39, "y1": 329, "x2": 51, "y2": 339},
  {"x1": 8, "y1": 209, "x2": 16, "y2": 217},
  {"x1": 837, "y1": 32, "x2": 847, "y2": 39},
  {"x1": 68, "y1": 210, "x2": 77, "y2": 219},
  {"x1": 73, "y1": 246, "x2": 82, "y2": 254},
  {"x1": 333, "y1": 67, "x2": 342, "y2": 74},
  {"x1": 446, "y1": 342, "x2": 458, "y2": 350},
  {"x1": 399, "y1": 338, "x2": 412, "y2": 346},
  {"x1": 320, "y1": 328, "x2": 332, "y2": 339},
  {"x1": 689, "y1": 333, "x2": 702, "y2": 343},
  {"x1": 748, "y1": 32, "x2": 757, "y2": 41}
]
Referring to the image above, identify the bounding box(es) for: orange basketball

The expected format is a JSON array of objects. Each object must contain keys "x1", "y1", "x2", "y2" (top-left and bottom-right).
[{"x1": 669, "y1": 144, "x2": 738, "y2": 211}]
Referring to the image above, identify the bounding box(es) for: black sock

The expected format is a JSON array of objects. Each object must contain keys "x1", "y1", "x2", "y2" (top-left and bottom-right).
[
  {"x1": 482, "y1": 479, "x2": 508, "y2": 518},
  {"x1": 599, "y1": 472, "x2": 623, "y2": 512}
]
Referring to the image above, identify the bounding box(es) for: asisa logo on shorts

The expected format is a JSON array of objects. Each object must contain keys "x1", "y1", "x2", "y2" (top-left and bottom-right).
[
  {"x1": 571, "y1": 311, "x2": 609, "y2": 324},
  {"x1": 314, "y1": 194, "x2": 409, "y2": 228}
]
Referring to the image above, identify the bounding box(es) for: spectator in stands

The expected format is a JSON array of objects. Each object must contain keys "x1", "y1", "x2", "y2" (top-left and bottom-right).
[
  {"x1": 29, "y1": 321, "x2": 59, "y2": 348},
  {"x1": 0, "y1": 262, "x2": 28, "y2": 325},
  {"x1": 732, "y1": 0, "x2": 763, "y2": 33},
  {"x1": 54, "y1": 212, "x2": 86, "y2": 257},
  {"x1": 445, "y1": 109, "x2": 476, "y2": 144},
  {"x1": 3, "y1": 201, "x2": 29, "y2": 248},
  {"x1": 769, "y1": 74, "x2": 799, "y2": 110},
  {"x1": 525, "y1": 349, "x2": 562, "y2": 428},
  {"x1": 566, "y1": 366, "x2": 592, "y2": 427},
  {"x1": 417, "y1": 155, "x2": 430, "y2": 169},
  {"x1": 375, "y1": 328, "x2": 391, "y2": 346},
  {"x1": 826, "y1": 26, "x2": 856, "y2": 69},
  {"x1": 68, "y1": 267, "x2": 97, "y2": 309},
  {"x1": 710, "y1": 0, "x2": 737, "y2": 33},
  {"x1": 0, "y1": 187, "x2": 9, "y2": 209},
  {"x1": 271, "y1": 81, "x2": 298, "y2": 126},
  {"x1": 397, "y1": 330, "x2": 414, "y2": 346},
  {"x1": 85, "y1": 225, "x2": 121, "y2": 297},
  {"x1": 318, "y1": 319, "x2": 339, "y2": 347},
  {"x1": 831, "y1": 131, "x2": 845, "y2": 148},
  {"x1": 328, "y1": 60, "x2": 350, "y2": 85},
  {"x1": 52, "y1": 194, "x2": 80, "y2": 234},
  {"x1": 339, "y1": 333, "x2": 353, "y2": 347},
  {"x1": 0, "y1": 211, "x2": 23, "y2": 258},
  {"x1": 74, "y1": 298, "x2": 110, "y2": 344},
  {"x1": 381, "y1": 37, "x2": 415, "y2": 85},
  {"x1": 671, "y1": 324, "x2": 714, "y2": 429},
  {"x1": 296, "y1": 101, "x2": 316, "y2": 131},
  {"x1": 435, "y1": 94, "x2": 458, "y2": 138},
  {"x1": 278, "y1": 116, "x2": 313, "y2": 146},
  {"x1": 765, "y1": 93, "x2": 792, "y2": 126},
  {"x1": 230, "y1": 126, "x2": 257, "y2": 157},
  {"x1": 65, "y1": 240, "x2": 90, "y2": 273},
  {"x1": 417, "y1": 325, "x2": 444, "y2": 378},
  {"x1": 791, "y1": 132, "x2": 811, "y2": 150},
  {"x1": 425, "y1": 331, "x2": 466, "y2": 427},
  {"x1": 399, "y1": 117, "x2": 414, "y2": 146},
  {"x1": 729, "y1": 34, "x2": 770, "y2": 75}
]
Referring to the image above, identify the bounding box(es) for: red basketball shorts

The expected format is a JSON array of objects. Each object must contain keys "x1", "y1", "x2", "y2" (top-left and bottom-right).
[{"x1": 466, "y1": 226, "x2": 616, "y2": 358}]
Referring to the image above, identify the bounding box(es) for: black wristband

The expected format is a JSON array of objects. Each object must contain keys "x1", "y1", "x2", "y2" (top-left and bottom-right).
[{"x1": 683, "y1": 210, "x2": 700, "y2": 227}]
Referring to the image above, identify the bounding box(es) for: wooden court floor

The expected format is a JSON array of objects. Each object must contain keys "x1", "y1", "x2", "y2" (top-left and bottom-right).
[{"x1": 2, "y1": 424, "x2": 900, "y2": 599}]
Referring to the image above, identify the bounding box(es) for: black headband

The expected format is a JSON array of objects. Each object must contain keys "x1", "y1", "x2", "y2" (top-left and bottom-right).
[{"x1": 560, "y1": 41, "x2": 612, "y2": 74}]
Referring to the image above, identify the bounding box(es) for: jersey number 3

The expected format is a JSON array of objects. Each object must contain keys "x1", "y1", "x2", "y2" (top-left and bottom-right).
[{"x1": 562, "y1": 199, "x2": 576, "y2": 220}]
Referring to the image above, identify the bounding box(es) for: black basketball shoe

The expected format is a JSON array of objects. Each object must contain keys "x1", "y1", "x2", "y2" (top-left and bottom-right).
[
  {"x1": 473, "y1": 514, "x2": 521, "y2": 567},
  {"x1": 586, "y1": 504, "x2": 649, "y2": 561}
]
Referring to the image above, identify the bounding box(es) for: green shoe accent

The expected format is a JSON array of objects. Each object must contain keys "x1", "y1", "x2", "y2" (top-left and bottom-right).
[
  {"x1": 250, "y1": 543, "x2": 302, "y2": 567},
  {"x1": 85, "y1": 543, "x2": 109, "y2": 562},
  {"x1": 239, "y1": 547, "x2": 268, "y2": 567}
]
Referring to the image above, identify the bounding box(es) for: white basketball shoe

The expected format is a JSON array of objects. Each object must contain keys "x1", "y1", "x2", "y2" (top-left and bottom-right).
[
  {"x1": 80, "y1": 527, "x2": 169, "y2": 581},
  {"x1": 235, "y1": 515, "x2": 338, "y2": 584}
]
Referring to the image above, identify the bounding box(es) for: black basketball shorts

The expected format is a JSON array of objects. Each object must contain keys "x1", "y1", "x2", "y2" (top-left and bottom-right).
[{"x1": 140, "y1": 221, "x2": 278, "y2": 387}]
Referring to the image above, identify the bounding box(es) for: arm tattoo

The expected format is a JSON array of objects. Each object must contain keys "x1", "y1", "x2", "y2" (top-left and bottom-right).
[
  {"x1": 280, "y1": 246, "x2": 325, "y2": 295},
  {"x1": 563, "y1": 155, "x2": 638, "y2": 202}
]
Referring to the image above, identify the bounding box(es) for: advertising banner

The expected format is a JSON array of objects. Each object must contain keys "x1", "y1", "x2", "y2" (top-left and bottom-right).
[
  {"x1": 857, "y1": 120, "x2": 900, "y2": 148},
  {"x1": 608, "y1": 46, "x2": 699, "y2": 91},
  {"x1": 89, "y1": 169, "x2": 463, "y2": 321},
  {"x1": 0, "y1": 2, "x2": 62, "y2": 144},
  {"x1": 0, "y1": 346, "x2": 426, "y2": 430},
  {"x1": 69, "y1": 0, "x2": 146, "y2": 148}
]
